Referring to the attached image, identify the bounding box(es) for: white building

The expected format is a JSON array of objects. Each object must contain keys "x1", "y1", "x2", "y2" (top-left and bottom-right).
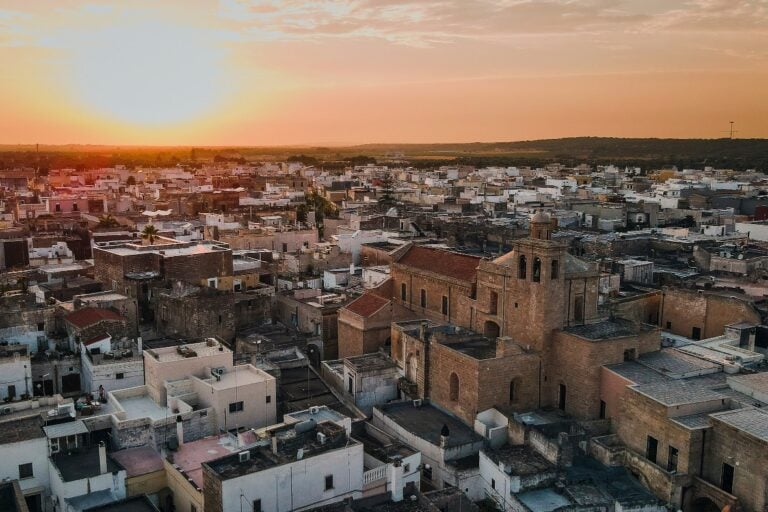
[{"x1": 203, "y1": 420, "x2": 364, "y2": 512}]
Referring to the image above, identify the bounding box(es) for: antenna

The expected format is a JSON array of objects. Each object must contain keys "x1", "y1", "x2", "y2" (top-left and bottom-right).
[{"x1": 724, "y1": 121, "x2": 739, "y2": 140}]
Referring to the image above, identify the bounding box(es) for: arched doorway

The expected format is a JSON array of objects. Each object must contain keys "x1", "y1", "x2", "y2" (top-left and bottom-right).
[
  {"x1": 484, "y1": 320, "x2": 500, "y2": 339},
  {"x1": 406, "y1": 353, "x2": 419, "y2": 382},
  {"x1": 449, "y1": 373, "x2": 459, "y2": 401}
]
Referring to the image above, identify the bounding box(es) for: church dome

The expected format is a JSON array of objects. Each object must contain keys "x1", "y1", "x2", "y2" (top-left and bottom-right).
[{"x1": 531, "y1": 210, "x2": 551, "y2": 224}]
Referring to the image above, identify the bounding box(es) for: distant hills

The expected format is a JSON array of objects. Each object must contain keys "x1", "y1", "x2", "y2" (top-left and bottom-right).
[{"x1": 1, "y1": 137, "x2": 767, "y2": 171}]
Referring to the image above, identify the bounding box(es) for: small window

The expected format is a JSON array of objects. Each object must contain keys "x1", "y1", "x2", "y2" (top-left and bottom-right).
[
  {"x1": 518, "y1": 255, "x2": 527, "y2": 279},
  {"x1": 666, "y1": 321, "x2": 672, "y2": 329},
  {"x1": 442, "y1": 296, "x2": 449, "y2": 315},
  {"x1": 37, "y1": 322, "x2": 44, "y2": 331},
  {"x1": 420, "y1": 289, "x2": 426, "y2": 308},
  {"x1": 532, "y1": 257, "x2": 541, "y2": 282},
  {"x1": 491, "y1": 478, "x2": 496, "y2": 490},
  {"x1": 489, "y1": 290, "x2": 498, "y2": 315},
  {"x1": 423, "y1": 465, "x2": 432, "y2": 480},
  {"x1": 646, "y1": 435, "x2": 658, "y2": 464},
  {"x1": 692, "y1": 327, "x2": 701, "y2": 340},
  {"x1": 253, "y1": 500, "x2": 262, "y2": 512},
  {"x1": 229, "y1": 401, "x2": 244, "y2": 413},
  {"x1": 401, "y1": 283, "x2": 407, "y2": 301},
  {"x1": 668, "y1": 446, "x2": 679, "y2": 472},
  {"x1": 115, "y1": 372, "x2": 125, "y2": 380},
  {"x1": 325, "y1": 475, "x2": 334, "y2": 490},
  {"x1": 404, "y1": 463, "x2": 410, "y2": 473},
  {"x1": 266, "y1": 395, "x2": 271, "y2": 404},
  {"x1": 449, "y1": 373, "x2": 459, "y2": 401},
  {"x1": 191, "y1": 505, "x2": 197, "y2": 512},
  {"x1": 18, "y1": 463, "x2": 33, "y2": 479},
  {"x1": 509, "y1": 380, "x2": 516, "y2": 403},
  {"x1": 599, "y1": 400, "x2": 606, "y2": 419},
  {"x1": 721, "y1": 463, "x2": 734, "y2": 494},
  {"x1": 282, "y1": 243, "x2": 288, "y2": 252},
  {"x1": 551, "y1": 260, "x2": 559, "y2": 279}
]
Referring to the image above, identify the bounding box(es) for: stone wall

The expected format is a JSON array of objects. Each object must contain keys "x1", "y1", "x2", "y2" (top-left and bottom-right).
[{"x1": 660, "y1": 288, "x2": 761, "y2": 340}]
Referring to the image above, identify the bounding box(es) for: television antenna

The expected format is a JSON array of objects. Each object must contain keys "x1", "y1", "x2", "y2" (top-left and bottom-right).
[{"x1": 723, "y1": 121, "x2": 739, "y2": 139}]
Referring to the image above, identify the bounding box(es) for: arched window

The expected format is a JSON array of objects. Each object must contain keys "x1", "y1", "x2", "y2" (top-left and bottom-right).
[
  {"x1": 401, "y1": 283, "x2": 407, "y2": 301},
  {"x1": 420, "y1": 289, "x2": 427, "y2": 308},
  {"x1": 551, "y1": 260, "x2": 559, "y2": 280},
  {"x1": 532, "y1": 257, "x2": 541, "y2": 282},
  {"x1": 518, "y1": 255, "x2": 527, "y2": 279},
  {"x1": 449, "y1": 373, "x2": 459, "y2": 401}
]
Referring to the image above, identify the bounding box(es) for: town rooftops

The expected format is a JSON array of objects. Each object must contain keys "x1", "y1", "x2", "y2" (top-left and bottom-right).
[
  {"x1": 109, "y1": 446, "x2": 164, "y2": 478},
  {"x1": 564, "y1": 318, "x2": 655, "y2": 341},
  {"x1": 344, "y1": 293, "x2": 390, "y2": 318},
  {"x1": 65, "y1": 307, "x2": 126, "y2": 329},
  {"x1": 483, "y1": 444, "x2": 555, "y2": 476},
  {"x1": 170, "y1": 435, "x2": 241, "y2": 489},
  {"x1": 631, "y1": 380, "x2": 727, "y2": 407},
  {"x1": 51, "y1": 445, "x2": 122, "y2": 482},
  {"x1": 143, "y1": 338, "x2": 228, "y2": 362},
  {"x1": 0, "y1": 415, "x2": 44, "y2": 444},
  {"x1": 204, "y1": 421, "x2": 353, "y2": 480},
  {"x1": 710, "y1": 408, "x2": 768, "y2": 442},
  {"x1": 396, "y1": 245, "x2": 481, "y2": 283},
  {"x1": 374, "y1": 401, "x2": 484, "y2": 449},
  {"x1": 82, "y1": 495, "x2": 160, "y2": 512},
  {"x1": 344, "y1": 352, "x2": 397, "y2": 373}
]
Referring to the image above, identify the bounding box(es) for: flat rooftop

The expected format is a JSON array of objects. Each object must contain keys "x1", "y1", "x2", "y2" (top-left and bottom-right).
[
  {"x1": 52, "y1": 446, "x2": 122, "y2": 482},
  {"x1": 483, "y1": 445, "x2": 555, "y2": 476},
  {"x1": 83, "y1": 496, "x2": 160, "y2": 512},
  {"x1": 375, "y1": 401, "x2": 483, "y2": 449},
  {"x1": 199, "y1": 365, "x2": 272, "y2": 390},
  {"x1": 205, "y1": 422, "x2": 353, "y2": 480},
  {"x1": 170, "y1": 435, "x2": 240, "y2": 488},
  {"x1": 144, "y1": 339, "x2": 229, "y2": 362},
  {"x1": 344, "y1": 352, "x2": 397, "y2": 372},
  {"x1": 711, "y1": 408, "x2": 768, "y2": 442},
  {"x1": 632, "y1": 380, "x2": 726, "y2": 407},
  {"x1": 110, "y1": 446, "x2": 164, "y2": 478},
  {"x1": 565, "y1": 318, "x2": 656, "y2": 341},
  {"x1": 120, "y1": 395, "x2": 171, "y2": 422}
]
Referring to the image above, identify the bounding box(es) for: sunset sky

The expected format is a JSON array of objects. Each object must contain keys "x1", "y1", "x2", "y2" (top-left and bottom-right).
[{"x1": 1, "y1": 0, "x2": 766, "y2": 145}]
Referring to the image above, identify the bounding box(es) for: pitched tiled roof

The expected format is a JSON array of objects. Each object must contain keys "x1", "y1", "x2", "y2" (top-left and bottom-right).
[
  {"x1": 82, "y1": 333, "x2": 111, "y2": 346},
  {"x1": 345, "y1": 293, "x2": 390, "y2": 318},
  {"x1": 65, "y1": 307, "x2": 125, "y2": 329},
  {"x1": 397, "y1": 246, "x2": 480, "y2": 283}
]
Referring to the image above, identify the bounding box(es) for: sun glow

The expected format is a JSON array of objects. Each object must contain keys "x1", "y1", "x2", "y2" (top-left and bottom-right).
[{"x1": 60, "y1": 18, "x2": 227, "y2": 125}]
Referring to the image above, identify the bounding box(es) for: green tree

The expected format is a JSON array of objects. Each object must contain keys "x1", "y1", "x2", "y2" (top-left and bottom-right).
[
  {"x1": 97, "y1": 215, "x2": 119, "y2": 229},
  {"x1": 378, "y1": 173, "x2": 396, "y2": 207},
  {"x1": 141, "y1": 224, "x2": 159, "y2": 245},
  {"x1": 126, "y1": 176, "x2": 136, "y2": 186}
]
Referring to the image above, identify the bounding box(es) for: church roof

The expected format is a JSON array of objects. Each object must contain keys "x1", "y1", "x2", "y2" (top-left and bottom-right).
[{"x1": 396, "y1": 246, "x2": 480, "y2": 283}]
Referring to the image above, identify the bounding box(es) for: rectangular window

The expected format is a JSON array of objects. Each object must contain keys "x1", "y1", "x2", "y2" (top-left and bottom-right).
[
  {"x1": 229, "y1": 401, "x2": 244, "y2": 413},
  {"x1": 253, "y1": 500, "x2": 261, "y2": 512},
  {"x1": 282, "y1": 243, "x2": 288, "y2": 252},
  {"x1": 325, "y1": 475, "x2": 334, "y2": 490},
  {"x1": 667, "y1": 446, "x2": 679, "y2": 472},
  {"x1": 491, "y1": 478, "x2": 495, "y2": 490},
  {"x1": 442, "y1": 296, "x2": 449, "y2": 315},
  {"x1": 646, "y1": 436, "x2": 658, "y2": 464},
  {"x1": 7, "y1": 385, "x2": 16, "y2": 399},
  {"x1": 191, "y1": 505, "x2": 197, "y2": 512},
  {"x1": 666, "y1": 321, "x2": 672, "y2": 329},
  {"x1": 721, "y1": 463, "x2": 734, "y2": 494},
  {"x1": 50, "y1": 438, "x2": 60, "y2": 454},
  {"x1": 19, "y1": 463, "x2": 33, "y2": 479},
  {"x1": 266, "y1": 395, "x2": 271, "y2": 404},
  {"x1": 401, "y1": 283, "x2": 407, "y2": 301},
  {"x1": 599, "y1": 400, "x2": 606, "y2": 419},
  {"x1": 692, "y1": 327, "x2": 701, "y2": 340},
  {"x1": 420, "y1": 289, "x2": 426, "y2": 308},
  {"x1": 115, "y1": 373, "x2": 124, "y2": 380}
]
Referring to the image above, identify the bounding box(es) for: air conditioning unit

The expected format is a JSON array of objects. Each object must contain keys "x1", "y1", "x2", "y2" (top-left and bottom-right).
[
  {"x1": 1, "y1": 407, "x2": 11, "y2": 415},
  {"x1": 317, "y1": 432, "x2": 327, "y2": 445},
  {"x1": 238, "y1": 451, "x2": 250, "y2": 462},
  {"x1": 412, "y1": 399, "x2": 422, "y2": 408}
]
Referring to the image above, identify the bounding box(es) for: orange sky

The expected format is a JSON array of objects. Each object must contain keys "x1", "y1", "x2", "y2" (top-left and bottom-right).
[{"x1": 0, "y1": 0, "x2": 766, "y2": 145}]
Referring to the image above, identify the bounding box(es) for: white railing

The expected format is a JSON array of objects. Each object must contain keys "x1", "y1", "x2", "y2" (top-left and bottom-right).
[{"x1": 363, "y1": 465, "x2": 387, "y2": 485}]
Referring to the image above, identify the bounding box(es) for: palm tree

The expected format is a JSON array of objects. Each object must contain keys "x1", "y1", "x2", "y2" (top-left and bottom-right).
[
  {"x1": 141, "y1": 224, "x2": 159, "y2": 245},
  {"x1": 97, "y1": 215, "x2": 119, "y2": 229}
]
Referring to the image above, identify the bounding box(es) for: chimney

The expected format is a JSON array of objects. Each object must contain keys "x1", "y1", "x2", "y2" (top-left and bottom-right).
[
  {"x1": 98, "y1": 441, "x2": 108, "y2": 475},
  {"x1": 176, "y1": 415, "x2": 184, "y2": 446},
  {"x1": 349, "y1": 263, "x2": 355, "y2": 275},
  {"x1": 271, "y1": 434, "x2": 278, "y2": 455},
  {"x1": 419, "y1": 321, "x2": 429, "y2": 342},
  {"x1": 388, "y1": 459, "x2": 405, "y2": 502},
  {"x1": 439, "y1": 423, "x2": 450, "y2": 449},
  {"x1": 137, "y1": 336, "x2": 143, "y2": 354}
]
